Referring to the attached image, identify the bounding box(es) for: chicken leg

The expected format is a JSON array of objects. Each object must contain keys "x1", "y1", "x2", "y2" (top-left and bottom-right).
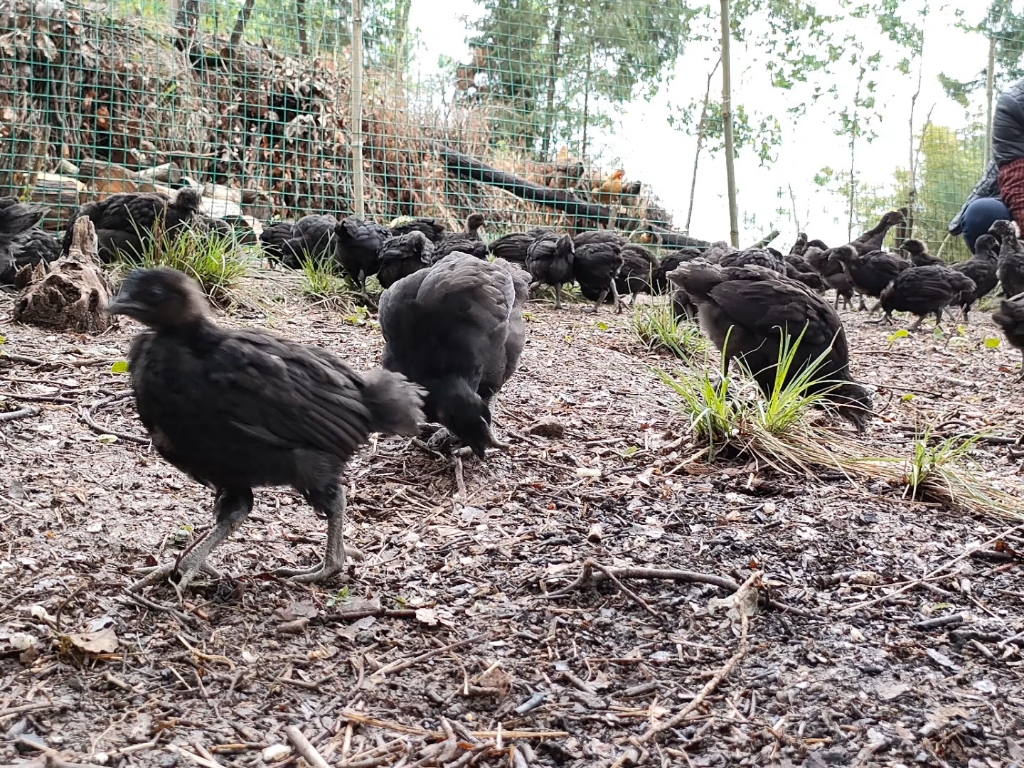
[
  {"x1": 611, "y1": 278, "x2": 623, "y2": 314},
  {"x1": 128, "y1": 487, "x2": 254, "y2": 595},
  {"x1": 274, "y1": 486, "x2": 363, "y2": 583},
  {"x1": 554, "y1": 283, "x2": 563, "y2": 310}
]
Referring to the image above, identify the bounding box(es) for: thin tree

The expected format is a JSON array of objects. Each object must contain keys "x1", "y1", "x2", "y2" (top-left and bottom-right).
[
  {"x1": 684, "y1": 57, "x2": 722, "y2": 234},
  {"x1": 720, "y1": 0, "x2": 739, "y2": 248}
]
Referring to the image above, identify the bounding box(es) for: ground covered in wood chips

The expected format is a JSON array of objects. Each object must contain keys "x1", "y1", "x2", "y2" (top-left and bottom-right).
[{"x1": 2, "y1": 271, "x2": 1023, "y2": 768}]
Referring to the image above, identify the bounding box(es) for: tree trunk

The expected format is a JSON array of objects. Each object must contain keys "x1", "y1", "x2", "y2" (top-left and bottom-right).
[
  {"x1": 541, "y1": 0, "x2": 565, "y2": 157},
  {"x1": 230, "y1": 0, "x2": 256, "y2": 50},
  {"x1": 720, "y1": 0, "x2": 739, "y2": 248},
  {"x1": 296, "y1": 0, "x2": 309, "y2": 56},
  {"x1": 390, "y1": 0, "x2": 412, "y2": 70},
  {"x1": 985, "y1": 36, "x2": 996, "y2": 167},
  {"x1": 847, "y1": 69, "x2": 864, "y2": 241}
]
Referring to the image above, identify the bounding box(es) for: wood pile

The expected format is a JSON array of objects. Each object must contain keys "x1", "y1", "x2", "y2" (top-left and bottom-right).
[{"x1": 0, "y1": 0, "x2": 678, "y2": 239}]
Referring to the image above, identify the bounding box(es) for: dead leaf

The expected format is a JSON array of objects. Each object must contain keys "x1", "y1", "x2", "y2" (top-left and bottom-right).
[
  {"x1": 275, "y1": 602, "x2": 318, "y2": 621},
  {"x1": 925, "y1": 648, "x2": 959, "y2": 670},
  {"x1": 415, "y1": 608, "x2": 438, "y2": 627},
  {"x1": 66, "y1": 626, "x2": 118, "y2": 654}
]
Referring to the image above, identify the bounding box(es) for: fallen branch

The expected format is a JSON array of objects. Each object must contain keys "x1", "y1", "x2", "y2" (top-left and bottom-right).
[
  {"x1": 546, "y1": 563, "x2": 811, "y2": 618},
  {"x1": 79, "y1": 391, "x2": 149, "y2": 445},
  {"x1": 0, "y1": 405, "x2": 40, "y2": 423},
  {"x1": 634, "y1": 572, "x2": 757, "y2": 745},
  {"x1": 284, "y1": 726, "x2": 330, "y2": 768},
  {"x1": 371, "y1": 631, "x2": 499, "y2": 679},
  {"x1": 589, "y1": 560, "x2": 658, "y2": 618},
  {"x1": 339, "y1": 710, "x2": 567, "y2": 741}
]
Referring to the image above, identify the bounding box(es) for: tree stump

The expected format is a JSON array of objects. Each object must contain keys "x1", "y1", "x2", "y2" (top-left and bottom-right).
[{"x1": 12, "y1": 216, "x2": 113, "y2": 334}]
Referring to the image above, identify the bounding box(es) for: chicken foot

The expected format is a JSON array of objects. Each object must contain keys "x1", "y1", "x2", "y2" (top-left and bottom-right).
[
  {"x1": 274, "y1": 487, "x2": 363, "y2": 583},
  {"x1": 128, "y1": 488, "x2": 254, "y2": 596}
]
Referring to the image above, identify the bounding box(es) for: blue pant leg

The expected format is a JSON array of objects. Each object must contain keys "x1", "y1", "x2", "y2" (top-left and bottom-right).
[{"x1": 961, "y1": 197, "x2": 1011, "y2": 253}]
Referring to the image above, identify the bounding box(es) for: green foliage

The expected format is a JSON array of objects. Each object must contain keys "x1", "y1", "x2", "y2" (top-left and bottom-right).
[
  {"x1": 130, "y1": 226, "x2": 246, "y2": 303},
  {"x1": 467, "y1": 0, "x2": 695, "y2": 151},
  {"x1": 628, "y1": 301, "x2": 708, "y2": 359},
  {"x1": 668, "y1": 101, "x2": 783, "y2": 167},
  {"x1": 110, "y1": 360, "x2": 130, "y2": 374},
  {"x1": 942, "y1": 1, "x2": 1024, "y2": 102}
]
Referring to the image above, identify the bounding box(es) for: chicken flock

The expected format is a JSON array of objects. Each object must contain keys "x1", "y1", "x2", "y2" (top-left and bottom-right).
[{"x1": 5, "y1": 191, "x2": 1024, "y2": 590}]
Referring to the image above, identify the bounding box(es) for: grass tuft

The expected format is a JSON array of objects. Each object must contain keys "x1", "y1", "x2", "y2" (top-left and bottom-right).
[
  {"x1": 128, "y1": 224, "x2": 246, "y2": 303},
  {"x1": 300, "y1": 256, "x2": 355, "y2": 310},
  {"x1": 629, "y1": 300, "x2": 708, "y2": 359}
]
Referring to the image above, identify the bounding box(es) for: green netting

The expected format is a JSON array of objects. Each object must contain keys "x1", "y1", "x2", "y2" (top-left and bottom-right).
[{"x1": 0, "y1": 0, "x2": 1022, "y2": 257}]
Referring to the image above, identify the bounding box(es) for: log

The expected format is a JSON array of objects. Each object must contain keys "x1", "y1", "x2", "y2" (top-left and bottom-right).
[
  {"x1": 437, "y1": 146, "x2": 613, "y2": 227},
  {"x1": 78, "y1": 159, "x2": 139, "y2": 197},
  {"x1": 13, "y1": 216, "x2": 114, "y2": 334},
  {"x1": 136, "y1": 162, "x2": 182, "y2": 185},
  {"x1": 29, "y1": 173, "x2": 87, "y2": 231}
]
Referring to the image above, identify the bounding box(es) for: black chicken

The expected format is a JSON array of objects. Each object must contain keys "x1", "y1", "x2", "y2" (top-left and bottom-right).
[
  {"x1": 389, "y1": 217, "x2": 447, "y2": 244},
  {"x1": 845, "y1": 210, "x2": 906, "y2": 255},
  {"x1": 669, "y1": 261, "x2": 872, "y2": 431},
  {"x1": 432, "y1": 213, "x2": 488, "y2": 261},
  {"x1": 573, "y1": 230, "x2": 626, "y2": 248},
  {"x1": 573, "y1": 241, "x2": 624, "y2": 313},
  {"x1": 993, "y1": 294, "x2": 1024, "y2": 378},
  {"x1": 0, "y1": 199, "x2": 60, "y2": 285},
  {"x1": 378, "y1": 255, "x2": 527, "y2": 458},
  {"x1": 878, "y1": 266, "x2": 977, "y2": 329},
  {"x1": 488, "y1": 228, "x2": 553, "y2": 265},
  {"x1": 335, "y1": 217, "x2": 392, "y2": 295},
  {"x1": 259, "y1": 214, "x2": 338, "y2": 270},
  {"x1": 719, "y1": 249, "x2": 785, "y2": 273},
  {"x1": 898, "y1": 239, "x2": 943, "y2": 267},
  {"x1": 526, "y1": 232, "x2": 575, "y2": 309},
  {"x1": 807, "y1": 243, "x2": 856, "y2": 310},
  {"x1": 63, "y1": 188, "x2": 203, "y2": 264},
  {"x1": 990, "y1": 220, "x2": 1024, "y2": 299},
  {"x1": 377, "y1": 231, "x2": 435, "y2": 289},
  {"x1": 107, "y1": 267, "x2": 424, "y2": 590},
  {"x1": 615, "y1": 243, "x2": 661, "y2": 301},
  {"x1": 831, "y1": 245, "x2": 912, "y2": 309},
  {"x1": 787, "y1": 232, "x2": 809, "y2": 259},
  {"x1": 953, "y1": 234, "x2": 1000, "y2": 321}
]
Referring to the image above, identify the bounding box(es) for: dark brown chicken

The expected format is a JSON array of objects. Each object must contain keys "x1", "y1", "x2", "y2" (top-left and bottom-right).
[
  {"x1": 107, "y1": 267, "x2": 424, "y2": 591},
  {"x1": 63, "y1": 188, "x2": 203, "y2": 264},
  {"x1": 0, "y1": 198, "x2": 60, "y2": 285},
  {"x1": 670, "y1": 261, "x2": 872, "y2": 431},
  {"x1": 573, "y1": 241, "x2": 624, "y2": 313},
  {"x1": 990, "y1": 220, "x2": 1024, "y2": 299},
  {"x1": 379, "y1": 255, "x2": 528, "y2": 458},
  {"x1": 831, "y1": 245, "x2": 912, "y2": 308},
  {"x1": 526, "y1": 232, "x2": 575, "y2": 309},
  {"x1": 614, "y1": 243, "x2": 661, "y2": 301},
  {"x1": 377, "y1": 231, "x2": 435, "y2": 289},
  {"x1": 993, "y1": 294, "x2": 1024, "y2": 379},
  {"x1": 334, "y1": 217, "x2": 392, "y2": 295},
  {"x1": 260, "y1": 214, "x2": 338, "y2": 270},
  {"x1": 953, "y1": 234, "x2": 1000, "y2": 321},
  {"x1": 878, "y1": 265, "x2": 977, "y2": 329},
  {"x1": 432, "y1": 213, "x2": 488, "y2": 261},
  {"x1": 389, "y1": 217, "x2": 447, "y2": 244},
  {"x1": 898, "y1": 239, "x2": 943, "y2": 267}
]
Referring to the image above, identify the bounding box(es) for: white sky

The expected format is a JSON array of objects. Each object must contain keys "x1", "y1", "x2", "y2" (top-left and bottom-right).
[{"x1": 405, "y1": 1, "x2": 998, "y2": 246}]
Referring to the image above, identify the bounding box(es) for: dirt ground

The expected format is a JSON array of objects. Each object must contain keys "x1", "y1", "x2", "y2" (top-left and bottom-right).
[{"x1": 2, "y1": 271, "x2": 1023, "y2": 768}]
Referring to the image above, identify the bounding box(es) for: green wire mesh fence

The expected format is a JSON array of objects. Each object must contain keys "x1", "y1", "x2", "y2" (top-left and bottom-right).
[{"x1": 0, "y1": 0, "x2": 1022, "y2": 260}]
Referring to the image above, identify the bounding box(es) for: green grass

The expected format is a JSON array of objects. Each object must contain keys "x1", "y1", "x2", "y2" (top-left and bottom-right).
[
  {"x1": 657, "y1": 328, "x2": 859, "y2": 469},
  {"x1": 902, "y1": 427, "x2": 1000, "y2": 511},
  {"x1": 300, "y1": 256, "x2": 355, "y2": 309},
  {"x1": 628, "y1": 300, "x2": 708, "y2": 359},
  {"x1": 127, "y1": 224, "x2": 246, "y2": 303}
]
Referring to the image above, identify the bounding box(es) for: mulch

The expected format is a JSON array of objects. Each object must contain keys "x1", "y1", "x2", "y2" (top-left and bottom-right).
[{"x1": 1, "y1": 273, "x2": 1023, "y2": 768}]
